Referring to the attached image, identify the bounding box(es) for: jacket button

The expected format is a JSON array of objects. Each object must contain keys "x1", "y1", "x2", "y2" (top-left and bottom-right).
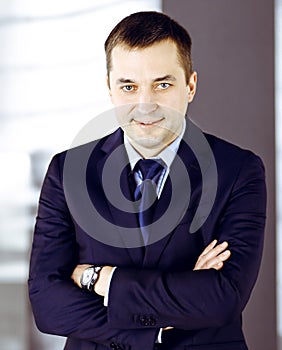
[
  {"x1": 149, "y1": 316, "x2": 156, "y2": 326},
  {"x1": 139, "y1": 314, "x2": 157, "y2": 326},
  {"x1": 139, "y1": 315, "x2": 148, "y2": 326},
  {"x1": 110, "y1": 342, "x2": 122, "y2": 350}
]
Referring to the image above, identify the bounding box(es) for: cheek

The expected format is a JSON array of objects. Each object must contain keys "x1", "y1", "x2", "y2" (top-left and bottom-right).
[
  {"x1": 115, "y1": 104, "x2": 136, "y2": 126},
  {"x1": 111, "y1": 93, "x2": 134, "y2": 107},
  {"x1": 164, "y1": 95, "x2": 188, "y2": 115},
  {"x1": 110, "y1": 92, "x2": 120, "y2": 105},
  {"x1": 176, "y1": 92, "x2": 189, "y2": 113},
  {"x1": 109, "y1": 87, "x2": 124, "y2": 104},
  {"x1": 165, "y1": 89, "x2": 188, "y2": 106}
]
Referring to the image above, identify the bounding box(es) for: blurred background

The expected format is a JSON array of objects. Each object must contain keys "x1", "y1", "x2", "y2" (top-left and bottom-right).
[
  {"x1": 0, "y1": 0, "x2": 278, "y2": 349},
  {"x1": 0, "y1": 1, "x2": 161, "y2": 349}
]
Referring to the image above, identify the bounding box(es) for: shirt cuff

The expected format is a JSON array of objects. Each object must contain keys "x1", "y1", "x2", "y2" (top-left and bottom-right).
[
  {"x1": 103, "y1": 266, "x2": 117, "y2": 307},
  {"x1": 156, "y1": 328, "x2": 163, "y2": 343}
]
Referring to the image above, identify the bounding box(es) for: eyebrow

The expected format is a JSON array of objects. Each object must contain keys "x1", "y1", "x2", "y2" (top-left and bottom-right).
[
  {"x1": 116, "y1": 78, "x2": 136, "y2": 85},
  {"x1": 153, "y1": 75, "x2": 177, "y2": 83},
  {"x1": 115, "y1": 75, "x2": 177, "y2": 85}
]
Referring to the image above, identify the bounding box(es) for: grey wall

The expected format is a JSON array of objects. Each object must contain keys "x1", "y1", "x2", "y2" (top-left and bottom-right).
[{"x1": 162, "y1": 1, "x2": 276, "y2": 349}]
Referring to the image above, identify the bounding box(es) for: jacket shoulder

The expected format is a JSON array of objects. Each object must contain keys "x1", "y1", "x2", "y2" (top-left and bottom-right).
[
  {"x1": 204, "y1": 132, "x2": 264, "y2": 167},
  {"x1": 51, "y1": 128, "x2": 123, "y2": 166}
]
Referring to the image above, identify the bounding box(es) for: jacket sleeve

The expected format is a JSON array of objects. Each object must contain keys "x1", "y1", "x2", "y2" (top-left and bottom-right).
[
  {"x1": 28, "y1": 153, "x2": 158, "y2": 349},
  {"x1": 107, "y1": 153, "x2": 266, "y2": 330}
]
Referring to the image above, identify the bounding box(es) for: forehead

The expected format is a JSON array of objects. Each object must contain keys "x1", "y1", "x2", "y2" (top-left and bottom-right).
[{"x1": 110, "y1": 40, "x2": 184, "y2": 77}]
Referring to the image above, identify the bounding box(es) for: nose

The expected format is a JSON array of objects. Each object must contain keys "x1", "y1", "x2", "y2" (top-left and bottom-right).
[
  {"x1": 136, "y1": 89, "x2": 157, "y2": 115},
  {"x1": 137, "y1": 102, "x2": 158, "y2": 115}
]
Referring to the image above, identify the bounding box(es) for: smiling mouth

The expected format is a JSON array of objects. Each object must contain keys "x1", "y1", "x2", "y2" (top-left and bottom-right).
[{"x1": 133, "y1": 118, "x2": 165, "y2": 127}]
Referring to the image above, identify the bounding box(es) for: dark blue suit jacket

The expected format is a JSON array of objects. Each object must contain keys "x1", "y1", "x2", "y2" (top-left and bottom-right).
[{"x1": 28, "y1": 121, "x2": 266, "y2": 350}]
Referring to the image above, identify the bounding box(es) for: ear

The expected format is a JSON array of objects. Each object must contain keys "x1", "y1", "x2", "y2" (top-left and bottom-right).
[{"x1": 187, "y1": 71, "x2": 197, "y2": 103}]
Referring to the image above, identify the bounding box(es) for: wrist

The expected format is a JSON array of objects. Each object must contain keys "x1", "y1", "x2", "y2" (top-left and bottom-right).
[{"x1": 94, "y1": 266, "x2": 113, "y2": 296}]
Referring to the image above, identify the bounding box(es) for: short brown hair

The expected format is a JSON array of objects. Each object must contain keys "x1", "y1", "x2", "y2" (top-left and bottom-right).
[{"x1": 105, "y1": 11, "x2": 193, "y2": 84}]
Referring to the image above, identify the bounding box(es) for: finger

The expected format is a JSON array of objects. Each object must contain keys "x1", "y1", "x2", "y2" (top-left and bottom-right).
[
  {"x1": 195, "y1": 240, "x2": 217, "y2": 267},
  {"x1": 200, "y1": 239, "x2": 218, "y2": 256},
  {"x1": 206, "y1": 250, "x2": 231, "y2": 269},
  {"x1": 71, "y1": 264, "x2": 93, "y2": 284},
  {"x1": 194, "y1": 244, "x2": 230, "y2": 271},
  {"x1": 195, "y1": 242, "x2": 228, "y2": 269},
  {"x1": 218, "y1": 249, "x2": 231, "y2": 262},
  {"x1": 213, "y1": 261, "x2": 224, "y2": 270},
  {"x1": 202, "y1": 241, "x2": 228, "y2": 261}
]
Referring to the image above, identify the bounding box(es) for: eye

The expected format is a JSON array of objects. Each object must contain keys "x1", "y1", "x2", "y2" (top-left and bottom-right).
[
  {"x1": 157, "y1": 83, "x2": 171, "y2": 90},
  {"x1": 121, "y1": 85, "x2": 136, "y2": 92}
]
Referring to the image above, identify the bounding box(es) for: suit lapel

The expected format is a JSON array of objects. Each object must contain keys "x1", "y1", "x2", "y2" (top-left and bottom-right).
[
  {"x1": 142, "y1": 121, "x2": 203, "y2": 267},
  {"x1": 88, "y1": 128, "x2": 144, "y2": 266}
]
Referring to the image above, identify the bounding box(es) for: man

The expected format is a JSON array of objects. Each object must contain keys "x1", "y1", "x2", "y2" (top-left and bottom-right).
[{"x1": 28, "y1": 11, "x2": 266, "y2": 350}]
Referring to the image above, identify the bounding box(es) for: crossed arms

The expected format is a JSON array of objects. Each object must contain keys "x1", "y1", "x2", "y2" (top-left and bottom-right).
[{"x1": 71, "y1": 239, "x2": 231, "y2": 296}]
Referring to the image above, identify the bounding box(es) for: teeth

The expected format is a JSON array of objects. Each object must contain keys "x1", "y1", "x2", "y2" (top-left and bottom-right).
[{"x1": 134, "y1": 119, "x2": 163, "y2": 125}]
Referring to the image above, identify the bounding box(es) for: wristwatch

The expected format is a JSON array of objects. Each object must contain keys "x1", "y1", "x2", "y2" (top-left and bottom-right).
[{"x1": 80, "y1": 265, "x2": 102, "y2": 292}]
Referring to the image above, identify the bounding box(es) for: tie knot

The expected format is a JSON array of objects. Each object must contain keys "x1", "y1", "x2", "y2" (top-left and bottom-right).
[{"x1": 134, "y1": 159, "x2": 165, "y2": 181}]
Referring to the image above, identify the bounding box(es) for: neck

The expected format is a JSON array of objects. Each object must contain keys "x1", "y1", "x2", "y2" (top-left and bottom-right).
[{"x1": 128, "y1": 138, "x2": 176, "y2": 159}]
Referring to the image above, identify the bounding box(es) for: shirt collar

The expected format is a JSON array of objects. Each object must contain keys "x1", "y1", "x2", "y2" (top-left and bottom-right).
[{"x1": 124, "y1": 119, "x2": 186, "y2": 171}]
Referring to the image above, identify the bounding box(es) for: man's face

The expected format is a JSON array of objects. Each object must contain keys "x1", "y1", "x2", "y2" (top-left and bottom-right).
[{"x1": 108, "y1": 40, "x2": 197, "y2": 156}]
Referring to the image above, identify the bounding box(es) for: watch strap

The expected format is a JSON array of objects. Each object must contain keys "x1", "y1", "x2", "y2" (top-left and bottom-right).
[{"x1": 88, "y1": 266, "x2": 102, "y2": 292}]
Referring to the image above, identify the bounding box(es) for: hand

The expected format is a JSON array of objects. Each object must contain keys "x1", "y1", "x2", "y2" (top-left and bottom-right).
[
  {"x1": 162, "y1": 240, "x2": 230, "y2": 333},
  {"x1": 71, "y1": 264, "x2": 114, "y2": 297},
  {"x1": 193, "y1": 240, "x2": 231, "y2": 271},
  {"x1": 71, "y1": 264, "x2": 92, "y2": 288}
]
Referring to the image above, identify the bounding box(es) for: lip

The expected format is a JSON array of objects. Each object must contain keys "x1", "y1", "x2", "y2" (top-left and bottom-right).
[{"x1": 133, "y1": 118, "x2": 165, "y2": 127}]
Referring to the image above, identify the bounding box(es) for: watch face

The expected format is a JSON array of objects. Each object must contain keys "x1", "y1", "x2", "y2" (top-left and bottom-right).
[{"x1": 81, "y1": 267, "x2": 94, "y2": 285}]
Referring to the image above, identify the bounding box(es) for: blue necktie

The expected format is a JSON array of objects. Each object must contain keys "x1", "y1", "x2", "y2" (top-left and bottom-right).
[{"x1": 134, "y1": 159, "x2": 165, "y2": 245}]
